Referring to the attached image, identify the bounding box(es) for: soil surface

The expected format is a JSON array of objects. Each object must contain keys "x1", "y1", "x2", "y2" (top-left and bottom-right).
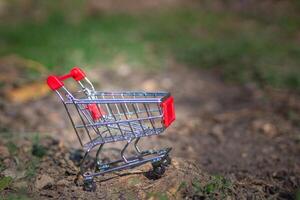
[{"x1": 0, "y1": 63, "x2": 299, "y2": 199}]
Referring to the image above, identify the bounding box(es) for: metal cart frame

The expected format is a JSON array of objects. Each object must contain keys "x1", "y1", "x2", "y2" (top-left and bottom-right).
[{"x1": 47, "y1": 67, "x2": 175, "y2": 191}]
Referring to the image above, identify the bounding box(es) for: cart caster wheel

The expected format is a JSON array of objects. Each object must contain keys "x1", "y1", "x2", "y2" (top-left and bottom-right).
[
  {"x1": 154, "y1": 165, "x2": 166, "y2": 176},
  {"x1": 162, "y1": 155, "x2": 171, "y2": 167},
  {"x1": 145, "y1": 161, "x2": 166, "y2": 180},
  {"x1": 83, "y1": 179, "x2": 96, "y2": 192},
  {"x1": 152, "y1": 164, "x2": 166, "y2": 179}
]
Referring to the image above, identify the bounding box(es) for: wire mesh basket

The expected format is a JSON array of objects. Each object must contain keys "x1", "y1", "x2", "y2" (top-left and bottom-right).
[{"x1": 47, "y1": 67, "x2": 175, "y2": 191}]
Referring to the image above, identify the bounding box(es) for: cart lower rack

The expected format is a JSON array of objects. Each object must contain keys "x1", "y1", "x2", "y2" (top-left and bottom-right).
[{"x1": 47, "y1": 67, "x2": 175, "y2": 191}]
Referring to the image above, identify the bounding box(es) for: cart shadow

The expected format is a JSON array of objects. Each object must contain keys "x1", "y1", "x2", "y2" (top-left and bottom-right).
[
  {"x1": 98, "y1": 169, "x2": 164, "y2": 183},
  {"x1": 69, "y1": 148, "x2": 164, "y2": 183}
]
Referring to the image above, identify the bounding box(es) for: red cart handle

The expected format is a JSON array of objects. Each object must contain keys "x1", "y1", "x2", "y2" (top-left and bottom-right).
[{"x1": 47, "y1": 67, "x2": 86, "y2": 90}]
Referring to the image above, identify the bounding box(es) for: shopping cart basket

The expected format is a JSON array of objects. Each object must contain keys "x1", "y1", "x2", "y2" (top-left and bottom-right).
[{"x1": 46, "y1": 67, "x2": 175, "y2": 191}]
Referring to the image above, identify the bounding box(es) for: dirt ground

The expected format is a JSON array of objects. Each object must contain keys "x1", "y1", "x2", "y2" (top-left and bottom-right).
[{"x1": 0, "y1": 62, "x2": 299, "y2": 199}]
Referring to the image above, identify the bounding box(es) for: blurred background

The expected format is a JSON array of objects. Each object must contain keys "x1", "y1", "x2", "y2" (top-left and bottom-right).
[
  {"x1": 0, "y1": 0, "x2": 300, "y2": 89},
  {"x1": 0, "y1": 0, "x2": 299, "y2": 199}
]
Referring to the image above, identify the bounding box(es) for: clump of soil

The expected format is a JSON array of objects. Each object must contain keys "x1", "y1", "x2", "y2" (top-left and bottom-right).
[{"x1": 0, "y1": 137, "x2": 285, "y2": 199}]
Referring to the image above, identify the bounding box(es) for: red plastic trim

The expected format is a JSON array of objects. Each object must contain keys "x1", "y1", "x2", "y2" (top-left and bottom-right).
[
  {"x1": 47, "y1": 75, "x2": 64, "y2": 90},
  {"x1": 70, "y1": 67, "x2": 86, "y2": 81},
  {"x1": 46, "y1": 67, "x2": 86, "y2": 90},
  {"x1": 161, "y1": 96, "x2": 175, "y2": 127},
  {"x1": 86, "y1": 104, "x2": 106, "y2": 121}
]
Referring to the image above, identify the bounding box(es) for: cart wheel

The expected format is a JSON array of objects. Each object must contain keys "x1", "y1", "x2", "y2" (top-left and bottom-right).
[
  {"x1": 83, "y1": 179, "x2": 96, "y2": 192},
  {"x1": 152, "y1": 164, "x2": 166, "y2": 179},
  {"x1": 162, "y1": 155, "x2": 171, "y2": 167}
]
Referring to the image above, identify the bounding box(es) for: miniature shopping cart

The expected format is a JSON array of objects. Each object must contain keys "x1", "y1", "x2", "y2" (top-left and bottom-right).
[{"x1": 47, "y1": 67, "x2": 175, "y2": 191}]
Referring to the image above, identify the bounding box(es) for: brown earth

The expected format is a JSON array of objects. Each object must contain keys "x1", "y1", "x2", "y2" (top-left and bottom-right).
[{"x1": 0, "y1": 62, "x2": 300, "y2": 199}]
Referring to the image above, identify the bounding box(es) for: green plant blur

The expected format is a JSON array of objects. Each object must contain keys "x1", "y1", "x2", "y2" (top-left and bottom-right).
[{"x1": 0, "y1": 3, "x2": 299, "y2": 90}]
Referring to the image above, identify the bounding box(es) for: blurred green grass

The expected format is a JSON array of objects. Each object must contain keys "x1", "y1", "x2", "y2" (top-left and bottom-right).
[{"x1": 0, "y1": 8, "x2": 299, "y2": 90}]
